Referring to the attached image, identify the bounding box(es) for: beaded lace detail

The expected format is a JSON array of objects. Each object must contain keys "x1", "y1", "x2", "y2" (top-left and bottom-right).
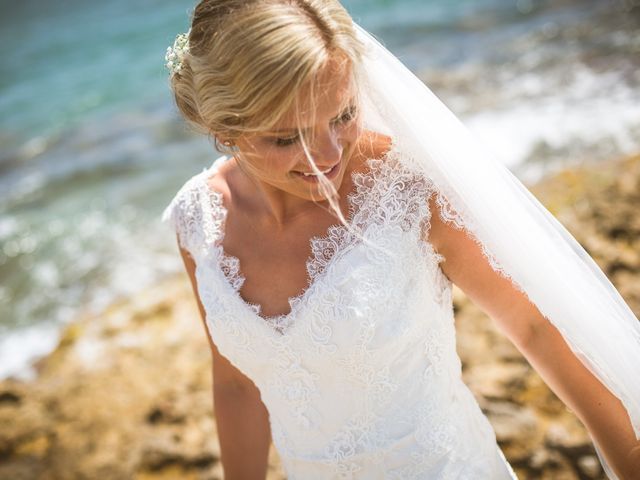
[
  {"x1": 193, "y1": 147, "x2": 439, "y2": 334},
  {"x1": 161, "y1": 148, "x2": 517, "y2": 479}
]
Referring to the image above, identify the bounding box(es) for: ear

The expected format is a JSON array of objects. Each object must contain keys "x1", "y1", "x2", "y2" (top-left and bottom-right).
[{"x1": 214, "y1": 136, "x2": 235, "y2": 152}]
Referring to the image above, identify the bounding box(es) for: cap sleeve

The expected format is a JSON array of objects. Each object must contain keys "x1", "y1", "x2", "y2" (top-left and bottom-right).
[{"x1": 161, "y1": 173, "x2": 208, "y2": 258}]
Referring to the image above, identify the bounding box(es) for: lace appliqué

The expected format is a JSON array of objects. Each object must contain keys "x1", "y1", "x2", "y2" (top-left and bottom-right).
[
  {"x1": 218, "y1": 252, "x2": 243, "y2": 291},
  {"x1": 161, "y1": 171, "x2": 212, "y2": 257},
  {"x1": 160, "y1": 149, "x2": 509, "y2": 479},
  {"x1": 196, "y1": 147, "x2": 436, "y2": 336},
  {"x1": 266, "y1": 336, "x2": 322, "y2": 429},
  {"x1": 162, "y1": 151, "x2": 512, "y2": 479}
]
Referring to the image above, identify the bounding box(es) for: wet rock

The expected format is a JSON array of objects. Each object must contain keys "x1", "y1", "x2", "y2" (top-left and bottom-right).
[
  {"x1": 484, "y1": 401, "x2": 538, "y2": 443},
  {"x1": 577, "y1": 455, "x2": 602, "y2": 479},
  {"x1": 0, "y1": 390, "x2": 21, "y2": 405},
  {"x1": 463, "y1": 362, "x2": 530, "y2": 403}
]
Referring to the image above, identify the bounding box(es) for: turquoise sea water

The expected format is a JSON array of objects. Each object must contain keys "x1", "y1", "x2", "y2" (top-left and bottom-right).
[{"x1": 1, "y1": 0, "x2": 639, "y2": 379}]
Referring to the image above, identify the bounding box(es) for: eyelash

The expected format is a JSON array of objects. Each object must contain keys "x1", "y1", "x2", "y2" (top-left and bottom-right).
[{"x1": 274, "y1": 106, "x2": 358, "y2": 147}]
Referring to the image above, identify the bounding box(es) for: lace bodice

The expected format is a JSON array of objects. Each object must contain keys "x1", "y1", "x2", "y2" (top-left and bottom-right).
[{"x1": 161, "y1": 148, "x2": 518, "y2": 479}]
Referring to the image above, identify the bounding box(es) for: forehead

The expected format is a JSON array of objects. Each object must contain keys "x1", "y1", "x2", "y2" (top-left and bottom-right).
[{"x1": 274, "y1": 56, "x2": 356, "y2": 130}]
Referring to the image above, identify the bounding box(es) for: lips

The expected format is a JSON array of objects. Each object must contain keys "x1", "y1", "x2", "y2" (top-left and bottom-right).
[{"x1": 293, "y1": 160, "x2": 341, "y2": 183}]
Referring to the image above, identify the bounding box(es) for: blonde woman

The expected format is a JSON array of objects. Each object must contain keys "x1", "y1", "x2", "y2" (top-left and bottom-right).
[{"x1": 162, "y1": 1, "x2": 640, "y2": 478}]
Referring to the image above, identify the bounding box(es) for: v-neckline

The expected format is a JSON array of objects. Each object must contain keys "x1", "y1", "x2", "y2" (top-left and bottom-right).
[{"x1": 198, "y1": 146, "x2": 395, "y2": 335}]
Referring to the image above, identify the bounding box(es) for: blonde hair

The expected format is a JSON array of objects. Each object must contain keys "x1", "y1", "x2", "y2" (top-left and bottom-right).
[
  {"x1": 169, "y1": 0, "x2": 375, "y2": 239},
  {"x1": 169, "y1": 0, "x2": 365, "y2": 152}
]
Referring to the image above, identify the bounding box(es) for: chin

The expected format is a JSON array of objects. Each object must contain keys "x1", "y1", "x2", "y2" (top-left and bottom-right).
[{"x1": 307, "y1": 173, "x2": 345, "y2": 203}]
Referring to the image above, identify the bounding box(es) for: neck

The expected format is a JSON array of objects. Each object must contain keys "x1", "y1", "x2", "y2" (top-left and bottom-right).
[{"x1": 230, "y1": 158, "x2": 331, "y2": 230}]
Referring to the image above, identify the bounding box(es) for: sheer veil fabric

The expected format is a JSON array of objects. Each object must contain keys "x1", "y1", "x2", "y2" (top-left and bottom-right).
[{"x1": 353, "y1": 23, "x2": 640, "y2": 479}]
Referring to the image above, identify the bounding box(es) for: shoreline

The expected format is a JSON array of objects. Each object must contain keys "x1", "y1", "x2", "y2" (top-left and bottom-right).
[{"x1": 1, "y1": 153, "x2": 639, "y2": 479}]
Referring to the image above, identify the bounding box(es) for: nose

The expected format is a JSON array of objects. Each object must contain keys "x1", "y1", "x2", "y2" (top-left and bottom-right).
[{"x1": 308, "y1": 129, "x2": 342, "y2": 168}]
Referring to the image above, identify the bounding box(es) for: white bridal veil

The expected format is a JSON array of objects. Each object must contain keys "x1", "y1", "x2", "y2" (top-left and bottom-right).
[{"x1": 352, "y1": 22, "x2": 640, "y2": 479}]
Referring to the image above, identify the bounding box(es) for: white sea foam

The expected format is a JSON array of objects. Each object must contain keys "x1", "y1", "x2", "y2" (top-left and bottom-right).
[
  {"x1": 462, "y1": 67, "x2": 640, "y2": 182},
  {"x1": 0, "y1": 324, "x2": 61, "y2": 381}
]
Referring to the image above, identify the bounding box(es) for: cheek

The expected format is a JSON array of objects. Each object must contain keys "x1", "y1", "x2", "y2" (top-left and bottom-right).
[
  {"x1": 344, "y1": 118, "x2": 363, "y2": 142},
  {"x1": 261, "y1": 149, "x2": 302, "y2": 176},
  {"x1": 242, "y1": 144, "x2": 294, "y2": 174}
]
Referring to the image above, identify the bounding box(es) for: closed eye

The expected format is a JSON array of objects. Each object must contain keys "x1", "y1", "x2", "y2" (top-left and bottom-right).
[
  {"x1": 273, "y1": 104, "x2": 358, "y2": 147},
  {"x1": 274, "y1": 135, "x2": 300, "y2": 146},
  {"x1": 333, "y1": 105, "x2": 358, "y2": 125}
]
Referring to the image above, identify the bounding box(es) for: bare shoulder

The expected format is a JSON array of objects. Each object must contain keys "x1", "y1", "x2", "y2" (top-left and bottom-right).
[
  {"x1": 350, "y1": 129, "x2": 394, "y2": 172},
  {"x1": 204, "y1": 156, "x2": 234, "y2": 199},
  {"x1": 359, "y1": 129, "x2": 394, "y2": 160}
]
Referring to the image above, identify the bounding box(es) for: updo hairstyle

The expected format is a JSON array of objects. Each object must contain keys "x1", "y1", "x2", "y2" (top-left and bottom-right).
[{"x1": 168, "y1": 0, "x2": 365, "y2": 152}]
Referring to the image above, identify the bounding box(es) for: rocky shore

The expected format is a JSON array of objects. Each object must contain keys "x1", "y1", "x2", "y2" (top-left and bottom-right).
[{"x1": 1, "y1": 154, "x2": 638, "y2": 480}]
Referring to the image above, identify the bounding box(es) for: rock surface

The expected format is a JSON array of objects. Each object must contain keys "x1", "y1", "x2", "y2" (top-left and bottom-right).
[{"x1": 1, "y1": 154, "x2": 638, "y2": 479}]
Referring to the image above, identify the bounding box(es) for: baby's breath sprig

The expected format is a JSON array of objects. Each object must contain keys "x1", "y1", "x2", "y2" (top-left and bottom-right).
[{"x1": 165, "y1": 30, "x2": 191, "y2": 77}]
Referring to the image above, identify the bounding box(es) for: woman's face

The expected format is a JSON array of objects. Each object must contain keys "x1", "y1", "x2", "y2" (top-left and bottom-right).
[{"x1": 232, "y1": 57, "x2": 363, "y2": 202}]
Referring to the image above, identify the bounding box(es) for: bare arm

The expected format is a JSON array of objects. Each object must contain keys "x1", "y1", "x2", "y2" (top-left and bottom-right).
[
  {"x1": 178, "y1": 241, "x2": 271, "y2": 479},
  {"x1": 424, "y1": 194, "x2": 640, "y2": 479}
]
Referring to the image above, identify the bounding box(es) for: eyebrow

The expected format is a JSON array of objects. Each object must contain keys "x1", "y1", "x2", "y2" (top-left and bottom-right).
[{"x1": 268, "y1": 101, "x2": 357, "y2": 135}]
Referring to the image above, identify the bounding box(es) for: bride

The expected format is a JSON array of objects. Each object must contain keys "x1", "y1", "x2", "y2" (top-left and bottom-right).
[{"x1": 162, "y1": 0, "x2": 640, "y2": 478}]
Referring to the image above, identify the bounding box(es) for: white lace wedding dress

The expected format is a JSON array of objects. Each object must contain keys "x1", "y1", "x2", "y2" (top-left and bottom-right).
[{"x1": 162, "y1": 147, "x2": 519, "y2": 479}]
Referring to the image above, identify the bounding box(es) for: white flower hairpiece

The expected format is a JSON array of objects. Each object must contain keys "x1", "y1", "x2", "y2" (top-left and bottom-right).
[{"x1": 165, "y1": 30, "x2": 191, "y2": 77}]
